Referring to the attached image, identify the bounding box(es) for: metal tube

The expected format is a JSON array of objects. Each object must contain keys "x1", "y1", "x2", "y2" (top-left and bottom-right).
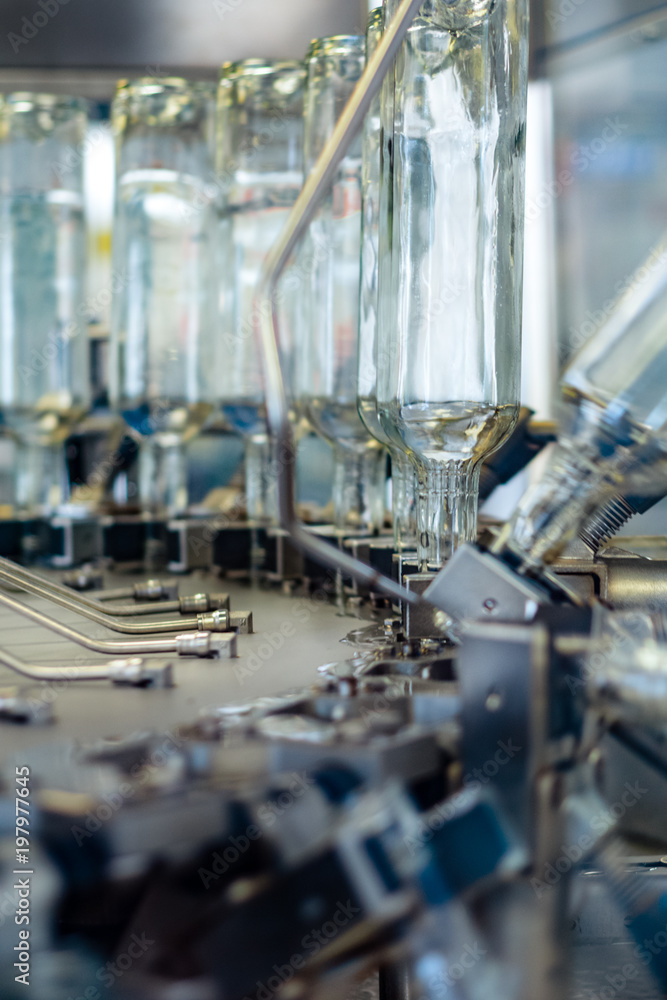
[
  {"x1": 0, "y1": 559, "x2": 220, "y2": 634},
  {"x1": 0, "y1": 647, "x2": 173, "y2": 686},
  {"x1": 0, "y1": 587, "x2": 192, "y2": 655},
  {"x1": 255, "y1": 0, "x2": 424, "y2": 609},
  {"x1": 0, "y1": 648, "x2": 115, "y2": 682},
  {"x1": 36, "y1": 563, "x2": 225, "y2": 617}
]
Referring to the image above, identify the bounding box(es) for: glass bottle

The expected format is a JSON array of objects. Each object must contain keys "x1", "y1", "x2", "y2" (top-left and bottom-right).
[
  {"x1": 358, "y1": 6, "x2": 417, "y2": 550},
  {"x1": 0, "y1": 93, "x2": 89, "y2": 513},
  {"x1": 376, "y1": 0, "x2": 530, "y2": 567},
  {"x1": 109, "y1": 78, "x2": 219, "y2": 516},
  {"x1": 495, "y1": 237, "x2": 667, "y2": 572},
  {"x1": 216, "y1": 59, "x2": 305, "y2": 524},
  {"x1": 298, "y1": 35, "x2": 386, "y2": 535}
]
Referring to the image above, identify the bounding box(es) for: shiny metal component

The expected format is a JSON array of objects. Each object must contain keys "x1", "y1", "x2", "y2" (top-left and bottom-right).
[
  {"x1": 62, "y1": 567, "x2": 105, "y2": 591},
  {"x1": 0, "y1": 557, "x2": 220, "y2": 634},
  {"x1": 179, "y1": 593, "x2": 230, "y2": 614},
  {"x1": 175, "y1": 631, "x2": 237, "y2": 658},
  {"x1": 89, "y1": 578, "x2": 179, "y2": 602},
  {"x1": 424, "y1": 544, "x2": 556, "y2": 626},
  {"x1": 0, "y1": 585, "x2": 220, "y2": 656},
  {"x1": 134, "y1": 579, "x2": 180, "y2": 601},
  {"x1": 0, "y1": 645, "x2": 173, "y2": 685},
  {"x1": 402, "y1": 573, "x2": 451, "y2": 640},
  {"x1": 578, "y1": 495, "x2": 636, "y2": 553},
  {"x1": 192, "y1": 610, "x2": 253, "y2": 633},
  {"x1": 106, "y1": 658, "x2": 174, "y2": 688},
  {"x1": 0, "y1": 687, "x2": 55, "y2": 723},
  {"x1": 555, "y1": 540, "x2": 667, "y2": 614}
]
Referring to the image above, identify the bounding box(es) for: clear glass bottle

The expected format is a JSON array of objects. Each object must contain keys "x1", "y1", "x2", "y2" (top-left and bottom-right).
[
  {"x1": 376, "y1": 0, "x2": 529, "y2": 567},
  {"x1": 496, "y1": 237, "x2": 667, "y2": 571},
  {"x1": 358, "y1": 7, "x2": 417, "y2": 550},
  {"x1": 216, "y1": 59, "x2": 305, "y2": 524},
  {"x1": 298, "y1": 35, "x2": 386, "y2": 535},
  {"x1": 0, "y1": 93, "x2": 90, "y2": 513},
  {"x1": 109, "y1": 78, "x2": 219, "y2": 516}
]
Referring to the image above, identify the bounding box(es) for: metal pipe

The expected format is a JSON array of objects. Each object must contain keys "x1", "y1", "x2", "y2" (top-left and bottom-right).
[
  {"x1": 0, "y1": 559, "x2": 227, "y2": 634},
  {"x1": 0, "y1": 587, "x2": 229, "y2": 657},
  {"x1": 255, "y1": 0, "x2": 424, "y2": 609},
  {"x1": 0, "y1": 647, "x2": 172, "y2": 685}
]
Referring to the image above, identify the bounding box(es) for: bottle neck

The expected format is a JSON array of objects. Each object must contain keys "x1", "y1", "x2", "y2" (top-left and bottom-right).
[
  {"x1": 391, "y1": 450, "x2": 417, "y2": 550},
  {"x1": 15, "y1": 440, "x2": 69, "y2": 514},
  {"x1": 332, "y1": 443, "x2": 386, "y2": 534},
  {"x1": 138, "y1": 439, "x2": 188, "y2": 517},
  {"x1": 244, "y1": 433, "x2": 278, "y2": 526},
  {"x1": 416, "y1": 460, "x2": 480, "y2": 570}
]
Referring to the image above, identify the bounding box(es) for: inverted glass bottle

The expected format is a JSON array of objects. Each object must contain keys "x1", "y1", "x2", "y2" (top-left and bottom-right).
[
  {"x1": 376, "y1": 0, "x2": 529, "y2": 567},
  {"x1": 496, "y1": 237, "x2": 667, "y2": 571},
  {"x1": 298, "y1": 35, "x2": 386, "y2": 535},
  {"x1": 0, "y1": 93, "x2": 90, "y2": 514},
  {"x1": 109, "y1": 78, "x2": 219, "y2": 516},
  {"x1": 216, "y1": 59, "x2": 305, "y2": 525},
  {"x1": 357, "y1": 7, "x2": 417, "y2": 549}
]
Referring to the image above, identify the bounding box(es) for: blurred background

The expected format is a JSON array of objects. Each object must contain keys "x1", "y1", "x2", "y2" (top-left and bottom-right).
[{"x1": 0, "y1": 0, "x2": 665, "y2": 521}]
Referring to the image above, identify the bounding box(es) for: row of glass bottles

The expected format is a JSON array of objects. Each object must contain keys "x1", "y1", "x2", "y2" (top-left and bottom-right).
[
  {"x1": 0, "y1": 0, "x2": 530, "y2": 573},
  {"x1": 0, "y1": 94, "x2": 89, "y2": 512}
]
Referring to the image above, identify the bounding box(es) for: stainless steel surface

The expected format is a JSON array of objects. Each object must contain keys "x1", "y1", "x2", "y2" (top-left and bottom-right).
[{"x1": 0, "y1": 572, "x2": 354, "y2": 755}]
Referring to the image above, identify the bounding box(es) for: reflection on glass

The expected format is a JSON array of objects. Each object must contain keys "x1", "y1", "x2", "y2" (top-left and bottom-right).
[
  {"x1": 497, "y1": 238, "x2": 667, "y2": 571},
  {"x1": 109, "y1": 78, "x2": 219, "y2": 515},
  {"x1": 0, "y1": 93, "x2": 90, "y2": 513},
  {"x1": 357, "y1": 6, "x2": 417, "y2": 549},
  {"x1": 217, "y1": 59, "x2": 305, "y2": 524},
  {"x1": 298, "y1": 35, "x2": 386, "y2": 535},
  {"x1": 376, "y1": 0, "x2": 529, "y2": 567}
]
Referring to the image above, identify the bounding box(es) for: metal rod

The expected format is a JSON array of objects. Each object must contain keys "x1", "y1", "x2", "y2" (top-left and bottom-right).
[
  {"x1": 255, "y1": 0, "x2": 424, "y2": 609},
  {"x1": 31, "y1": 564, "x2": 226, "y2": 617},
  {"x1": 0, "y1": 648, "x2": 116, "y2": 681},
  {"x1": 0, "y1": 587, "x2": 198, "y2": 655},
  {"x1": 0, "y1": 647, "x2": 174, "y2": 686},
  {"x1": 0, "y1": 559, "x2": 220, "y2": 634},
  {"x1": 95, "y1": 583, "x2": 171, "y2": 602}
]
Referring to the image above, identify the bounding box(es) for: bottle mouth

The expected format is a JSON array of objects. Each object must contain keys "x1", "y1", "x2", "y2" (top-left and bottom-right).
[
  {"x1": 219, "y1": 60, "x2": 306, "y2": 107},
  {"x1": 113, "y1": 79, "x2": 214, "y2": 129},
  {"x1": 425, "y1": 0, "x2": 495, "y2": 31},
  {"x1": 0, "y1": 92, "x2": 89, "y2": 129},
  {"x1": 305, "y1": 35, "x2": 366, "y2": 62}
]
